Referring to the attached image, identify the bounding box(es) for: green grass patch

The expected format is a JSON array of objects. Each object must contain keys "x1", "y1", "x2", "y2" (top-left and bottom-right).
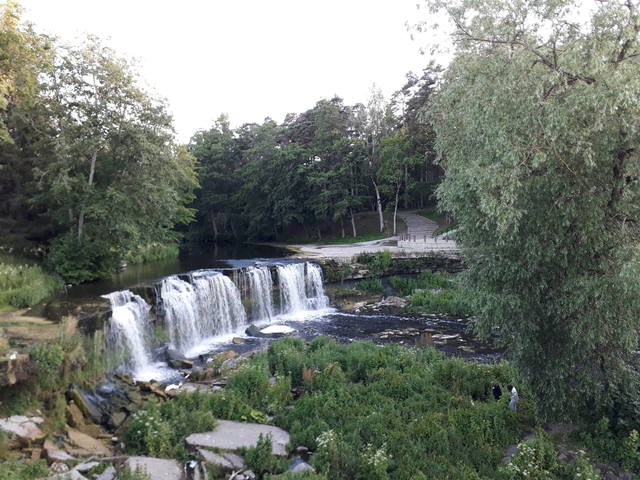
[
  {"x1": 125, "y1": 242, "x2": 179, "y2": 265},
  {"x1": 0, "y1": 459, "x2": 49, "y2": 480},
  {"x1": 356, "y1": 278, "x2": 384, "y2": 293},
  {"x1": 0, "y1": 261, "x2": 62, "y2": 309}
]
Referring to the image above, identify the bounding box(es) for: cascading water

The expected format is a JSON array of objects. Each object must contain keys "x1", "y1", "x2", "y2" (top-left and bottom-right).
[
  {"x1": 160, "y1": 272, "x2": 246, "y2": 356},
  {"x1": 277, "y1": 262, "x2": 329, "y2": 314},
  {"x1": 102, "y1": 290, "x2": 167, "y2": 381},
  {"x1": 243, "y1": 266, "x2": 274, "y2": 320}
]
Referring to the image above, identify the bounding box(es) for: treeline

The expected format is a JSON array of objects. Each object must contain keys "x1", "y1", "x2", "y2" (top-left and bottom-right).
[
  {"x1": 0, "y1": 2, "x2": 197, "y2": 283},
  {"x1": 188, "y1": 74, "x2": 441, "y2": 242}
]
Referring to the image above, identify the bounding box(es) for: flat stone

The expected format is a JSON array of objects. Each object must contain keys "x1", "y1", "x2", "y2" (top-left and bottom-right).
[
  {"x1": 125, "y1": 456, "x2": 183, "y2": 480},
  {"x1": 73, "y1": 461, "x2": 100, "y2": 472},
  {"x1": 185, "y1": 420, "x2": 290, "y2": 456},
  {"x1": 0, "y1": 415, "x2": 46, "y2": 442},
  {"x1": 65, "y1": 426, "x2": 111, "y2": 456},
  {"x1": 44, "y1": 440, "x2": 75, "y2": 463},
  {"x1": 198, "y1": 448, "x2": 246, "y2": 470},
  {"x1": 232, "y1": 337, "x2": 246, "y2": 344}
]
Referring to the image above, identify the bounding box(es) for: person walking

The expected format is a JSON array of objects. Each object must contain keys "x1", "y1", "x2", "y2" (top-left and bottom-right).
[
  {"x1": 507, "y1": 384, "x2": 519, "y2": 411},
  {"x1": 491, "y1": 381, "x2": 502, "y2": 401}
]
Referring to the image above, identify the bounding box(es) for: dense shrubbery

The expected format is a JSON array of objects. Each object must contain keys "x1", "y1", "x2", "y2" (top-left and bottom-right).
[
  {"x1": 356, "y1": 277, "x2": 383, "y2": 293},
  {"x1": 388, "y1": 271, "x2": 474, "y2": 316},
  {"x1": 238, "y1": 338, "x2": 527, "y2": 479},
  {"x1": 0, "y1": 262, "x2": 62, "y2": 309},
  {"x1": 354, "y1": 251, "x2": 392, "y2": 276},
  {"x1": 125, "y1": 243, "x2": 179, "y2": 265},
  {"x1": 579, "y1": 418, "x2": 640, "y2": 472}
]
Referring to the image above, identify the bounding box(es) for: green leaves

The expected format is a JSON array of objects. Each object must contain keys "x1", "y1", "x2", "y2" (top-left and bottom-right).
[{"x1": 429, "y1": 0, "x2": 640, "y2": 421}]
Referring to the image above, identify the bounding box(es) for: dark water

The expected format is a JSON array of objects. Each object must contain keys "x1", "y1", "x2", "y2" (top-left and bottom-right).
[{"x1": 60, "y1": 243, "x2": 292, "y2": 300}]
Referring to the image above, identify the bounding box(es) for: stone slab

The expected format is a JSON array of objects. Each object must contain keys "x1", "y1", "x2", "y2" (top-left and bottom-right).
[
  {"x1": 185, "y1": 420, "x2": 290, "y2": 456},
  {"x1": 198, "y1": 449, "x2": 246, "y2": 470},
  {"x1": 0, "y1": 415, "x2": 45, "y2": 441},
  {"x1": 125, "y1": 456, "x2": 183, "y2": 480}
]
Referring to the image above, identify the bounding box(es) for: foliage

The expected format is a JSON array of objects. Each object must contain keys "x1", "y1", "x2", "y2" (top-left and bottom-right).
[
  {"x1": 0, "y1": 459, "x2": 49, "y2": 480},
  {"x1": 245, "y1": 434, "x2": 286, "y2": 478},
  {"x1": 409, "y1": 288, "x2": 473, "y2": 316},
  {"x1": 232, "y1": 338, "x2": 528, "y2": 479},
  {"x1": 125, "y1": 243, "x2": 179, "y2": 265},
  {"x1": 388, "y1": 271, "x2": 451, "y2": 296},
  {"x1": 30, "y1": 342, "x2": 64, "y2": 383},
  {"x1": 356, "y1": 278, "x2": 383, "y2": 293},
  {"x1": 0, "y1": 262, "x2": 61, "y2": 308},
  {"x1": 354, "y1": 251, "x2": 392, "y2": 276},
  {"x1": 579, "y1": 417, "x2": 640, "y2": 472},
  {"x1": 428, "y1": 0, "x2": 640, "y2": 420},
  {"x1": 500, "y1": 432, "x2": 601, "y2": 480},
  {"x1": 122, "y1": 392, "x2": 217, "y2": 460}
]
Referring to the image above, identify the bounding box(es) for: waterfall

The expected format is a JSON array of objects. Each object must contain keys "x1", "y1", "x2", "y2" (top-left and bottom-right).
[
  {"x1": 160, "y1": 272, "x2": 246, "y2": 355},
  {"x1": 244, "y1": 266, "x2": 274, "y2": 320},
  {"x1": 306, "y1": 262, "x2": 329, "y2": 310},
  {"x1": 103, "y1": 290, "x2": 160, "y2": 381},
  {"x1": 277, "y1": 262, "x2": 329, "y2": 314}
]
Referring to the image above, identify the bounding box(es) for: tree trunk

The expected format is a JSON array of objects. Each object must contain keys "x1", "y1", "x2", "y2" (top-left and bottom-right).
[
  {"x1": 77, "y1": 150, "x2": 97, "y2": 243},
  {"x1": 340, "y1": 217, "x2": 345, "y2": 238},
  {"x1": 393, "y1": 182, "x2": 401, "y2": 235},
  {"x1": 211, "y1": 213, "x2": 218, "y2": 241},
  {"x1": 372, "y1": 179, "x2": 385, "y2": 233},
  {"x1": 404, "y1": 165, "x2": 409, "y2": 209},
  {"x1": 316, "y1": 224, "x2": 322, "y2": 241},
  {"x1": 349, "y1": 208, "x2": 357, "y2": 237}
]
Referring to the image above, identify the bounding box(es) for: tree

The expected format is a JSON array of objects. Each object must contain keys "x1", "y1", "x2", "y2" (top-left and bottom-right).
[
  {"x1": 33, "y1": 38, "x2": 197, "y2": 282},
  {"x1": 428, "y1": 0, "x2": 640, "y2": 421}
]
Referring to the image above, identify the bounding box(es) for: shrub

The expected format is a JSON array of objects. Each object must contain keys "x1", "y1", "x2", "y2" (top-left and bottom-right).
[
  {"x1": 245, "y1": 434, "x2": 286, "y2": 478},
  {"x1": 357, "y1": 278, "x2": 383, "y2": 293},
  {"x1": 31, "y1": 343, "x2": 65, "y2": 386},
  {"x1": 355, "y1": 251, "x2": 392, "y2": 276},
  {"x1": 388, "y1": 271, "x2": 452, "y2": 296}
]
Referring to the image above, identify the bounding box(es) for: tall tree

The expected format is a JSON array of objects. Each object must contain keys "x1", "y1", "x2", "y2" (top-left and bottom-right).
[{"x1": 429, "y1": 0, "x2": 640, "y2": 421}]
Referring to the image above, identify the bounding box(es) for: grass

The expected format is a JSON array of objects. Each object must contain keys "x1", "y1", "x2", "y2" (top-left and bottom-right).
[
  {"x1": 283, "y1": 212, "x2": 406, "y2": 245},
  {"x1": 125, "y1": 242, "x2": 179, "y2": 265},
  {"x1": 388, "y1": 271, "x2": 475, "y2": 316},
  {"x1": 0, "y1": 260, "x2": 62, "y2": 310}
]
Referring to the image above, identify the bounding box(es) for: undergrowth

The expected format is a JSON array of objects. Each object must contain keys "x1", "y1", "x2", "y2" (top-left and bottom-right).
[{"x1": 0, "y1": 262, "x2": 62, "y2": 309}]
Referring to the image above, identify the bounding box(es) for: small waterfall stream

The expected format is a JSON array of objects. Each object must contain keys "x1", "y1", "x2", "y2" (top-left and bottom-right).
[
  {"x1": 102, "y1": 290, "x2": 168, "y2": 382},
  {"x1": 104, "y1": 261, "x2": 329, "y2": 376}
]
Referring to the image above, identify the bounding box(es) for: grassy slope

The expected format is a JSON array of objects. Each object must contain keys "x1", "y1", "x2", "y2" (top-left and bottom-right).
[{"x1": 284, "y1": 211, "x2": 407, "y2": 244}]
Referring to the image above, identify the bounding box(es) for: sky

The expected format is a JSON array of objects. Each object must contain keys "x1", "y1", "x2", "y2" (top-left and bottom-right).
[{"x1": 19, "y1": 0, "x2": 432, "y2": 142}]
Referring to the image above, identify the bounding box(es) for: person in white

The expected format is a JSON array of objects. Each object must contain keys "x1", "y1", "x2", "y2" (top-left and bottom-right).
[{"x1": 507, "y1": 384, "x2": 518, "y2": 410}]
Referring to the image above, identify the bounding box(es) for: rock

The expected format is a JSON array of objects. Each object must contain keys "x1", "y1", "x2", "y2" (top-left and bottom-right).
[
  {"x1": 288, "y1": 457, "x2": 315, "y2": 473},
  {"x1": 78, "y1": 423, "x2": 103, "y2": 438},
  {"x1": 208, "y1": 350, "x2": 238, "y2": 364},
  {"x1": 0, "y1": 415, "x2": 46, "y2": 443},
  {"x1": 0, "y1": 352, "x2": 31, "y2": 387},
  {"x1": 108, "y1": 411, "x2": 127, "y2": 429},
  {"x1": 125, "y1": 456, "x2": 183, "y2": 480},
  {"x1": 245, "y1": 324, "x2": 262, "y2": 337},
  {"x1": 49, "y1": 470, "x2": 88, "y2": 480},
  {"x1": 65, "y1": 426, "x2": 111, "y2": 456},
  {"x1": 185, "y1": 419, "x2": 290, "y2": 456},
  {"x1": 50, "y1": 462, "x2": 70, "y2": 474},
  {"x1": 232, "y1": 337, "x2": 246, "y2": 344},
  {"x1": 94, "y1": 466, "x2": 116, "y2": 480},
  {"x1": 73, "y1": 461, "x2": 100, "y2": 473},
  {"x1": 44, "y1": 439, "x2": 75, "y2": 464},
  {"x1": 66, "y1": 402, "x2": 85, "y2": 428},
  {"x1": 220, "y1": 356, "x2": 248, "y2": 373},
  {"x1": 67, "y1": 388, "x2": 101, "y2": 424},
  {"x1": 259, "y1": 325, "x2": 295, "y2": 335},
  {"x1": 139, "y1": 381, "x2": 168, "y2": 399},
  {"x1": 235, "y1": 472, "x2": 256, "y2": 480},
  {"x1": 198, "y1": 448, "x2": 246, "y2": 470}
]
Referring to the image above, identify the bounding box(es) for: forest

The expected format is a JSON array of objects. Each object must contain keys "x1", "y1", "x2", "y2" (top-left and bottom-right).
[{"x1": 2, "y1": 0, "x2": 640, "y2": 478}]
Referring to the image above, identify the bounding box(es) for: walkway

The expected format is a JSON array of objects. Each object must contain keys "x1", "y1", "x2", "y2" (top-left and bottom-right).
[{"x1": 288, "y1": 211, "x2": 458, "y2": 260}]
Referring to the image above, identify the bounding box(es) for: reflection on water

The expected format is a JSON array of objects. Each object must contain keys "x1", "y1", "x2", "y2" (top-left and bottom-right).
[{"x1": 61, "y1": 243, "x2": 292, "y2": 300}]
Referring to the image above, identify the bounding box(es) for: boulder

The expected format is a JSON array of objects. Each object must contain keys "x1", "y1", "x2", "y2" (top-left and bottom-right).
[
  {"x1": 44, "y1": 439, "x2": 75, "y2": 464},
  {"x1": 220, "y1": 356, "x2": 248, "y2": 374},
  {"x1": 0, "y1": 415, "x2": 46, "y2": 443},
  {"x1": 67, "y1": 388, "x2": 101, "y2": 424},
  {"x1": 66, "y1": 402, "x2": 85, "y2": 428},
  {"x1": 65, "y1": 426, "x2": 111, "y2": 456},
  {"x1": 288, "y1": 457, "x2": 315, "y2": 473},
  {"x1": 125, "y1": 456, "x2": 183, "y2": 480},
  {"x1": 73, "y1": 461, "x2": 100, "y2": 473},
  {"x1": 245, "y1": 324, "x2": 262, "y2": 337},
  {"x1": 198, "y1": 448, "x2": 246, "y2": 470},
  {"x1": 232, "y1": 337, "x2": 246, "y2": 345},
  {"x1": 185, "y1": 420, "x2": 290, "y2": 456},
  {"x1": 48, "y1": 470, "x2": 88, "y2": 480}
]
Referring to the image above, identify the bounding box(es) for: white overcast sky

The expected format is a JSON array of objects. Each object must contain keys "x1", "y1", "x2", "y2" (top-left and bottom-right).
[{"x1": 19, "y1": 0, "x2": 432, "y2": 142}]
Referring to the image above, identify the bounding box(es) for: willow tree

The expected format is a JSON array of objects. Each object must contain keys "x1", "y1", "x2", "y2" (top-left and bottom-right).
[{"x1": 429, "y1": 0, "x2": 640, "y2": 421}]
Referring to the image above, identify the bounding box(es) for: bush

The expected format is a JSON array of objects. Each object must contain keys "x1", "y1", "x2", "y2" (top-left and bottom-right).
[
  {"x1": 388, "y1": 271, "x2": 452, "y2": 296},
  {"x1": 580, "y1": 417, "x2": 640, "y2": 472},
  {"x1": 245, "y1": 434, "x2": 286, "y2": 478},
  {"x1": 355, "y1": 251, "x2": 392, "y2": 276},
  {"x1": 409, "y1": 288, "x2": 473, "y2": 316},
  {"x1": 357, "y1": 278, "x2": 383, "y2": 293},
  {"x1": 31, "y1": 343, "x2": 65, "y2": 386}
]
